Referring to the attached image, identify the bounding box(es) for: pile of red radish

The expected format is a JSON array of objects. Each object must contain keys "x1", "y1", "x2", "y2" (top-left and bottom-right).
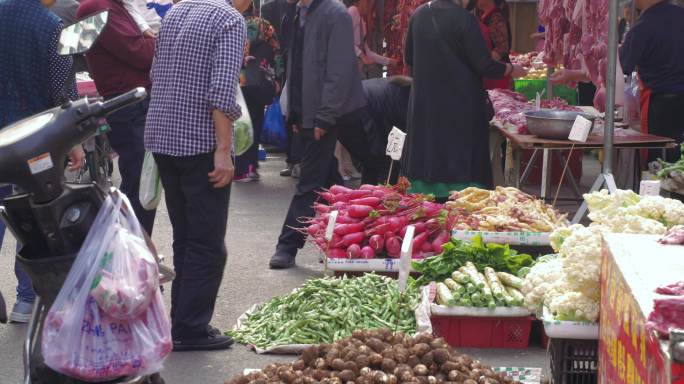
[{"x1": 303, "y1": 179, "x2": 456, "y2": 260}]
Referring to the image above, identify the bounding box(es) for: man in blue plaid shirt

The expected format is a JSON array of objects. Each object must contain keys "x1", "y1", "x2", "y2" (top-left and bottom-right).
[{"x1": 144, "y1": 0, "x2": 246, "y2": 352}]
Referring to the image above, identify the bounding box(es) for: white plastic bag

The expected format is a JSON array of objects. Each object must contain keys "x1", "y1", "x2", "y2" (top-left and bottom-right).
[
  {"x1": 139, "y1": 151, "x2": 162, "y2": 210},
  {"x1": 235, "y1": 87, "x2": 254, "y2": 156},
  {"x1": 42, "y1": 192, "x2": 172, "y2": 381},
  {"x1": 279, "y1": 79, "x2": 289, "y2": 119}
]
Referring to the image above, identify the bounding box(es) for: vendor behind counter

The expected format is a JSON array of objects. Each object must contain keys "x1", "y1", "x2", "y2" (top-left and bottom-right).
[{"x1": 620, "y1": 0, "x2": 684, "y2": 163}]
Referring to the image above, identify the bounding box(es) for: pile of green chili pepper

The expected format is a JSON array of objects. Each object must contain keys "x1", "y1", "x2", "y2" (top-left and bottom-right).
[{"x1": 228, "y1": 274, "x2": 419, "y2": 349}]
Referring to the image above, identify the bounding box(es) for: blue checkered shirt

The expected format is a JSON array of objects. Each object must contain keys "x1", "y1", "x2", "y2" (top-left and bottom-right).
[{"x1": 145, "y1": 0, "x2": 246, "y2": 156}]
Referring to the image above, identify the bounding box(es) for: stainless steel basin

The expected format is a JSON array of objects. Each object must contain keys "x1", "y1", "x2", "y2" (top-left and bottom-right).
[{"x1": 524, "y1": 109, "x2": 597, "y2": 140}]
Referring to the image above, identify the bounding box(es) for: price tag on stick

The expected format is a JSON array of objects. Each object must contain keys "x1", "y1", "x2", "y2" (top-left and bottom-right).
[
  {"x1": 568, "y1": 115, "x2": 593, "y2": 142},
  {"x1": 325, "y1": 210, "x2": 338, "y2": 242},
  {"x1": 323, "y1": 210, "x2": 338, "y2": 274},
  {"x1": 397, "y1": 225, "x2": 415, "y2": 293},
  {"x1": 386, "y1": 127, "x2": 407, "y2": 161}
]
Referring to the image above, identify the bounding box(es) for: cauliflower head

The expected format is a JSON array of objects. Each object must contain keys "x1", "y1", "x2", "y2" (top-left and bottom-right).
[
  {"x1": 521, "y1": 258, "x2": 563, "y2": 313},
  {"x1": 549, "y1": 224, "x2": 584, "y2": 253},
  {"x1": 629, "y1": 196, "x2": 684, "y2": 229},
  {"x1": 557, "y1": 226, "x2": 602, "y2": 300},
  {"x1": 547, "y1": 287, "x2": 600, "y2": 322}
]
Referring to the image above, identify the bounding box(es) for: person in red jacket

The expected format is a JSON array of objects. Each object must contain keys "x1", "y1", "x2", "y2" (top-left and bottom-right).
[{"x1": 77, "y1": 0, "x2": 157, "y2": 235}]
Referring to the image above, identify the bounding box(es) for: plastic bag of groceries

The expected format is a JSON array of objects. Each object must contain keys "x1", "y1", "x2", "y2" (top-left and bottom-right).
[
  {"x1": 235, "y1": 86, "x2": 254, "y2": 156},
  {"x1": 42, "y1": 191, "x2": 172, "y2": 381},
  {"x1": 139, "y1": 151, "x2": 163, "y2": 211}
]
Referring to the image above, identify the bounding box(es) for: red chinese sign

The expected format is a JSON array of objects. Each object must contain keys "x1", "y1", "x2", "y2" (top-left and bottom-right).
[{"x1": 599, "y1": 244, "x2": 683, "y2": 384}]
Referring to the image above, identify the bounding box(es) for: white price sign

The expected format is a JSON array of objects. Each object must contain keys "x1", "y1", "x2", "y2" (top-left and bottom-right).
[
  {"x1": 386, "y1": 127, "x2": 407, "y2": 161},
  {"x1": 639, "y1": 180, "x2": 660, "y2": 196},
  {"x1": 568, "y1": 115, "x2": 593, "y2": 142},
  {"x1": 397, "y1": 225, "x2": 415, "y2": 293},
  {"x1": 325, "y1": 210, "x2": 338, "y2": 242}
]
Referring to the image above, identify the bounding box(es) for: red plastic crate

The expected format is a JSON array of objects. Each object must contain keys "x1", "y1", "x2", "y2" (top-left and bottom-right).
[{"x1": 431, "y1": 315, "x2": 532, "y2": 349}]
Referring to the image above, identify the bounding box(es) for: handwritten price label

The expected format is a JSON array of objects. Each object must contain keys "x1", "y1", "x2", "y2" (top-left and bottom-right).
[
  {"x1": 568, "y1": 115, "x2": 593, "y2": 142},
  {"x1": 386, "y1": 127, "x2": 407, "y2": 161}
]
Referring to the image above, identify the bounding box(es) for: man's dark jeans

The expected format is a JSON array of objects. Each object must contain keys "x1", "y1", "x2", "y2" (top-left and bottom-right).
[
  {"x1": 154, "y1": 152, "x2": 231, "y2": 340},
  {"x1": 105, "y1": 97, "x2": 156, "y2": 235},
  {"x1": 275, "y1": 125, "x2": 343, "y2": 257}
]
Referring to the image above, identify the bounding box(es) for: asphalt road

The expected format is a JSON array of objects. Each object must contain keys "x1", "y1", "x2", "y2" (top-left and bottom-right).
[{"x1": 0, "y1": 154, "x2": 548, "y2": 384}]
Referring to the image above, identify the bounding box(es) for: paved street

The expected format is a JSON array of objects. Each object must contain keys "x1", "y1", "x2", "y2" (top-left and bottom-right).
[{"x1": 0, "y1": 153, "x2": 548, "y2": 384}]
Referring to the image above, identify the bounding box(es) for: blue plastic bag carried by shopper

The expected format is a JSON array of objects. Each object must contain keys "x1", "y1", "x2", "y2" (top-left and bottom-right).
[{"x1": 261, "y1": 99, "x2": 287, "y2": 150}]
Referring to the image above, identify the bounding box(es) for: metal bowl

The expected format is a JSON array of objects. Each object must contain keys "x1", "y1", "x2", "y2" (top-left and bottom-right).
[{"x1": 524, "y1": 109, "x2": 596, "y2": 139}]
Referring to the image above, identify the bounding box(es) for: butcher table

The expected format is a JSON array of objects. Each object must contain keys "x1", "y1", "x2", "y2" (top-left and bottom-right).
[{"x1": 491, "y1": 126, "x2": 676, "y2": 201}]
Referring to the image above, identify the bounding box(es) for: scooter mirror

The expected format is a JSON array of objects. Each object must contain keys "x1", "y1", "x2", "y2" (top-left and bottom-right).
[{"x1": 57, "y1": 10, "x2": 109, "y2": 56}]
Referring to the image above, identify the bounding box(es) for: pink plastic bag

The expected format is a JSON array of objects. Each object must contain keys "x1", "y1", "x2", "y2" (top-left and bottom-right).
[{"x1": 42, "y1": 192, "x2": 172, "y2": 381}]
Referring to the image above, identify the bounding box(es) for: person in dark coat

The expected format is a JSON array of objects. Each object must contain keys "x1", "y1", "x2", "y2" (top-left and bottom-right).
[
  {"x1": 269, "y1": 0, "x2": 366, "y2": 269},
  {"x1": 402, "y1": 0, "x2": 524, "y2": 200}
]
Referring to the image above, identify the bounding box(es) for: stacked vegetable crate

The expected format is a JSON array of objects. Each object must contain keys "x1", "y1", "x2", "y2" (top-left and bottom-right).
[
  {"x1": 543, "y1": 309, "x2": 599, "y2": 383},
  {"x1": 423, "y1": 231, "x2": 556, "y2": 349},
  {"x1": 549, "y1": 339, "x2": 598, "y2": 384},
  {"x1": 430, "y1": 263, "x2": 533, "y2": 349}
]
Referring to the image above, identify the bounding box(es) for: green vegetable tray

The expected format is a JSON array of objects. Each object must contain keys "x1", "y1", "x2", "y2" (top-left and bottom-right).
[
  {"x1": 514, "y1": 79, "x2": 578, "y2": 106},
  {"x1": 325, "y1": 257, "x2": 423, "y2": 272},
  {"x1": 427, "y1": 284, "x2": 531, "y2": 317},
  {"x1": 451, "y1": 230, "x2": 551, "y2": 246}
]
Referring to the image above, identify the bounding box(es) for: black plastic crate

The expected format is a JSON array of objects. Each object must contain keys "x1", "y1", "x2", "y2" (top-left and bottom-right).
[{"x1": 549, "y1": 338, "x2": 598, "y2": 384}]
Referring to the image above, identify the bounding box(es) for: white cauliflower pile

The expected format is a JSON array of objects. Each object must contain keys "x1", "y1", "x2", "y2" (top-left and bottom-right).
[
  {"x1": 521, "y1": 189, "x2": 684, "y2": 323},
  {"x1": 521, "y1": 256, "x2": 563, "y2": 312},
  {"x1": 584, "y1": 189, "x2": 684, "y2": 234},
  {"x1": 521, "y1": 225, "x2": 602, "y2": 322}
]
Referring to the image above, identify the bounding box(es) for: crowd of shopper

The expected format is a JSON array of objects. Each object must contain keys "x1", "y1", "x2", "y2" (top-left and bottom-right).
[{"x1": 5, "y1": 0, "x2": 681, "y2": 359}]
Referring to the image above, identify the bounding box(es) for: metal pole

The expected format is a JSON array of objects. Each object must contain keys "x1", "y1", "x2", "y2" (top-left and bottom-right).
[{"x1": 603, "y1": 0, "x2": 620, "y2": 174}]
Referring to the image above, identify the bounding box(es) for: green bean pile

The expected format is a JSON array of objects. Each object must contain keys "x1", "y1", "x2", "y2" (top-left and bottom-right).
[{"x1": 228, "y1": 274, "x2": 419, "y2": 349}]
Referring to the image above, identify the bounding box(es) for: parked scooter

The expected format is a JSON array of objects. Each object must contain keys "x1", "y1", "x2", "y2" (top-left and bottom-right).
[{"x1": 0, "y1": 11, "x2": 173, "y2": 384}]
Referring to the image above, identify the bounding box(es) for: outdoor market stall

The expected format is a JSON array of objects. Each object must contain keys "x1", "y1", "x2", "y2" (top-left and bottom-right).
[{"x1": 223, "y1": 176, "x2": 684, "y2": 384}]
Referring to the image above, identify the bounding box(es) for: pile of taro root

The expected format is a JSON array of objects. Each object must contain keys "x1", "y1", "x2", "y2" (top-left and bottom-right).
[{"x1": 227, "y1": 329, "x2": 520, "y2": 384}]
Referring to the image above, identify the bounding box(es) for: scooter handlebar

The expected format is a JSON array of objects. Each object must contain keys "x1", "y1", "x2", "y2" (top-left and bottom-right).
[{"x1": 95, "y1": 87, "x2": 147, "y2": 117}]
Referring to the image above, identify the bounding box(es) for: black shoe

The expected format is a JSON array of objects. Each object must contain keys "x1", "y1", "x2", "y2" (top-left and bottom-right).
[
  {"x1": 269, "y1": 252, "x2": 296, "y2": 269},
  {"x1": 279, "y1": 166, "x2": 293, "y2": 177},
  {"x1": 207, "y1": 325, "x2": 221, "y2": 336},
  {"x1": 173, "y1": 334, "x2": 234, "y2": 352}
]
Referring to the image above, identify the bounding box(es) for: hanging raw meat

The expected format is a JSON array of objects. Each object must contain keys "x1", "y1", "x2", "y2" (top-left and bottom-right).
[{"x1": 538, "y1": 0, "x2": 609, "y2": 111}]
